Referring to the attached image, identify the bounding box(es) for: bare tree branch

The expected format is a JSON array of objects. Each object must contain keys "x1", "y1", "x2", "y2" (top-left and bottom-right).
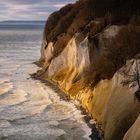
[{"x1": 120, "y1": 59, "x2": 140, "y2": 102}]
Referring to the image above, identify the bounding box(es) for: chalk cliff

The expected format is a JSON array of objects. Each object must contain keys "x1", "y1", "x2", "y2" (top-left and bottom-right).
[{"x1": 38, "y1": 0, "x2": 140, "y2": 139}]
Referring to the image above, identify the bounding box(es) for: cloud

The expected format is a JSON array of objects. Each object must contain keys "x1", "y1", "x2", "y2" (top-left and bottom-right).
[
  {"x1": 0, "y1": 0, "x2": 76, "y2": 21},
  {"x1": 53, "y1": 4, "x2": 66, "y2": 8}
]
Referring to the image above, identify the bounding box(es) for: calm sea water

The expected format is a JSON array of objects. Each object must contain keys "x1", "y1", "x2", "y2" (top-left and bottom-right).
[
  {"x1": 0, "y1": 23, "x2": 44, "y2": 63},
  {"x1": 0, "y1": 22, "x2": 45, "y2": 84},
  {"x1": 0, "y1": 23, "x2": 91, "y2": 139}
]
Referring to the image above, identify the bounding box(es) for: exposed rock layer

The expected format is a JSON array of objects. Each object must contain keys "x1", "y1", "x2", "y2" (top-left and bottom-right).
[{"x1": 38, "y1": 0, "x2": 140, "y2": 139}]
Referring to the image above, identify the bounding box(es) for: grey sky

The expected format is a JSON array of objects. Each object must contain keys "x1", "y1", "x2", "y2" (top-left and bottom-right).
[{"x1": 0, "y1": 0, "x2": 76, "y2": 21}]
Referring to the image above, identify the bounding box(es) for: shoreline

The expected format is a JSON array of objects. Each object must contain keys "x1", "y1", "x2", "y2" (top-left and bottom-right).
[{"x1": 31, "y1": 65, "x2": 103, "y2": 140}]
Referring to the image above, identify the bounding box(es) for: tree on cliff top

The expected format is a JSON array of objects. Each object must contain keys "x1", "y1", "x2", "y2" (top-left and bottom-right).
[{"x1": 120, "y1": 58, "x2": 140, "y2": 102}]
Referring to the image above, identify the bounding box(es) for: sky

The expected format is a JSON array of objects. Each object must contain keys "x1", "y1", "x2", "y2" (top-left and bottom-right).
[{"x1": 0, "y1": 0, "x2": 76, "y2": 21}]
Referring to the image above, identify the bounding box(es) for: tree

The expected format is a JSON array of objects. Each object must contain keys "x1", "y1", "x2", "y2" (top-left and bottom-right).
[{"x1": 120, "y1": 58, "x2": 140, "y2": 102}]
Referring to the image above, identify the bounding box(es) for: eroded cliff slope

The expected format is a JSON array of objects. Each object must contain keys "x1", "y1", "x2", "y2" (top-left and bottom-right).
[{"x1": 38, "y1": 0, "x2": 140, "y2": 139}]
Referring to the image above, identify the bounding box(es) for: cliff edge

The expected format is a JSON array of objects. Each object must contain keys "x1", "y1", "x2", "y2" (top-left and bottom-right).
[{"x1": 38, "y1": 0, "x2": 140, "y2": 139}]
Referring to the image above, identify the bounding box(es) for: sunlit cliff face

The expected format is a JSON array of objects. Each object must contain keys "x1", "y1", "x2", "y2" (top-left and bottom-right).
[{"x1": 38, "y1": 0, "x2": 140, "y2": 139}]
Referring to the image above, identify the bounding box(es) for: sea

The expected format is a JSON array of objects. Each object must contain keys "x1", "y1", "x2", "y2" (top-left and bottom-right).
[{"x1": 0, "y1": 21, "x2": 91, "y2": 140}]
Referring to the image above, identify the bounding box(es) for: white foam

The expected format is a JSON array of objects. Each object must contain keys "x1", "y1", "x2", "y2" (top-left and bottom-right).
[{"x1": 0, "y1": 29, "x2": 92, "y2": 139}]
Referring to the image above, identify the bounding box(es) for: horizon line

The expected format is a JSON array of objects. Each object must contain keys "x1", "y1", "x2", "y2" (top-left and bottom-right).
[{"x1": 0, "y1": 20, "x2": 46, "y2": 22}]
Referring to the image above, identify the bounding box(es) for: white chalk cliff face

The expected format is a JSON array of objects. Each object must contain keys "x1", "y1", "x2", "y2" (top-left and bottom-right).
[
  {"x1": 43, "y1": 33, "x2": 90, "y2": 91},
  {"x1": 38, "y1": 0, "x2": 140, "y2": 139}
]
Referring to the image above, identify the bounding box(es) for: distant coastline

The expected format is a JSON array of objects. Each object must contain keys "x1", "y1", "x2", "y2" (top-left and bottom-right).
[
  {"x1": 0, "y1": 20, "x2": 46, "y2": 25},
  {"x1": 0, "y1": 20, "x2": 45, "y2": 30}
]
